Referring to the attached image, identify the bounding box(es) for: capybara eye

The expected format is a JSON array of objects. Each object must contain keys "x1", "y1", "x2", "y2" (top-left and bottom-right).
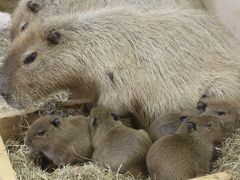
[
  {"x1": 92, "y1": 117, "x2": 98, "y2": 127},
  {"x1": 197, "y1": 102, "x2": 207, "y2": 113},
  {"x1": 217, "y1": 111, "x2": 227, "y2": 116},
  {"x1": 21, "y1": 23, "x2": 29, "y2": 32},
  {"x1": 24, "y1": 52, "x2": 38, "y2": 65},
  {"x1": 51, "y1": 118, "x2": 61, "y2": 127},
  {"x1": 37, "y1": 129, "x2": 45, "y2": 136},
  {"x1": 187, "y1": 122, "x2": 196, "y2": 132},
  {"x1": 179, "y1": 116, "x2": 188, "y2": 122},
  {"x1": 27, "y1": 1, "x2": 40, "y2": 13},
  {"x1": 110, "y1": 112, "x2": 118, "y2": 121}
]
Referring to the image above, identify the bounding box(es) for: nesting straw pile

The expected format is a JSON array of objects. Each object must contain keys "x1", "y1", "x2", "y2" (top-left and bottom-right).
[
  {"x1": 213, "y1": 130, "x2": 240, "y2": 180},
  {"x1": 5, "y1": 125, "x2": 240, "y2": 179},
  {"x1": 6, "y1": 140, "x2": 135, "y2": 180}
]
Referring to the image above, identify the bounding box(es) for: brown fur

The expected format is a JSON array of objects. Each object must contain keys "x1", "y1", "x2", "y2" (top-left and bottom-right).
[
  {"x1": 147, "y1": 108, "x2": 199, "y2": 142},
  {"x1": 1, "y1": 7, "x2": 240, "y2": 128},
  {"x1": 89, "y1": 106, "x2": 152, "y2": 178},
  {"x1": 24, "y1": 115, "x2": 92, "y2": 165},
  {"x1": 197, "y1": 96, "x2": 240, "y2": 137},
  {"x1": 146, "y1": 115, "x2": 223, "y2": 180}
]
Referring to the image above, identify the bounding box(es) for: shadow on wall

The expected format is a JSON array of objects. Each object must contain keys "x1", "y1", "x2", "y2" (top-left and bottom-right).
[{"x1": 0, "y1": 0, "x2": 18, "y2": 13}]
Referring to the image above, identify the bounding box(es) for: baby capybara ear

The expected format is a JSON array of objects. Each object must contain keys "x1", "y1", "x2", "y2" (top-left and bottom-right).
[
  {"x1": 44, "y1": 29, "x2": 61, "y2": 45},
  {"x1": 197, "y1": 101, "x2": 207, "y2": 113},
  {"x1": 187, "y1": 122, "x2": 196, "y2": 133},
  {"x1": 27, "y1": 1, "x2": 41, "y2": 13}
]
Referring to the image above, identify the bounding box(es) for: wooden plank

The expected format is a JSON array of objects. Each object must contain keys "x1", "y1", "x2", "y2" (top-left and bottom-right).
[
  {"x1": 0, "y1": 107, "x2": 40, "y2": 142},
  {"x1": 0, "y1": 99, "x2": 88, "y2": 142},
  {"x1": 0, "y1": 135, "x2": 16, "y2": 180},
  {"x1": 189, "y1": 172, "x2": 232, "y2": 180}
]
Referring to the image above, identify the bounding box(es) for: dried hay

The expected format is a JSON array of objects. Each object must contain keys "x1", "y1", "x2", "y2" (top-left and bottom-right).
[
  {"x1": 212, "y1": 130, "x2": 240, "y2": 180},
  {"x1": 6, "y1": 140, "x2": 136, "y2": 180}
]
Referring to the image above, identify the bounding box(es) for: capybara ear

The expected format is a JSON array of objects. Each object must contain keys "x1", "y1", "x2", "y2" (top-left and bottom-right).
[
  {"x1": 44, "y1": 29, "x2": 61, "y2": 45},
  {"x1": 197, "y1": 101, "x2": 207, "y2": 113},
  {"x1": 51, "y1": 118, "x2": 61, "y2": 128},
  {"x1": 27, "y1": 1, "x2": 41, "y2": 13}
]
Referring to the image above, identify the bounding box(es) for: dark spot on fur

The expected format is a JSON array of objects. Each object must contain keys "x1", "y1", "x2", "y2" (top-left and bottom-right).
[
  {"x1": 107, "y1": 71, "x2": 114, "y2": 83},
  {"x1": 44, "y1": 29, "x2": 61, "y2": 45}
]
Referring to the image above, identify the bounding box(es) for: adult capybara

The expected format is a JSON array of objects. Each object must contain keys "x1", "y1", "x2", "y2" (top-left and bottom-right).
[
  {"x1": 146, "y1": 115, "x2": 223, "y2": 180},
  {"x1": 24, "y1": 115, "x2": 92, "y2": 165},
  {"x1": 1, "y1": 7, "x2": 240, "y2": 128},
  {"x1": 89, "y1": 106, "x2": 152, "y2": 178},
  {"x1": 11, "y1": 0, "x2": 203, "y2": 40}
]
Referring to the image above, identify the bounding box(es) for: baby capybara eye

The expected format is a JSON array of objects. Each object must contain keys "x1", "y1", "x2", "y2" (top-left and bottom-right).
[
  {"x1": 21, "y1": 23, "x2": 29, "y2": 32},
  {"x1": 51, "y1": 118, "x2": 61, "y2": 127},
  {"x1": 24, "y1": 52, "x2": 38, "y2": 65},
  {"x1": 217, "y1": 111, "x2": 227, "y2": 116}
]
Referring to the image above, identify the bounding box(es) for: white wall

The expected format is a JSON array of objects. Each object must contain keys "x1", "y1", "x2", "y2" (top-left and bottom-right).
[
  {"x1": 203, "y1": 0, "x2": 240, "y2": 44},
  {"x1": 0, "y1": 12, "x2": 10, "y2": 32}
]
